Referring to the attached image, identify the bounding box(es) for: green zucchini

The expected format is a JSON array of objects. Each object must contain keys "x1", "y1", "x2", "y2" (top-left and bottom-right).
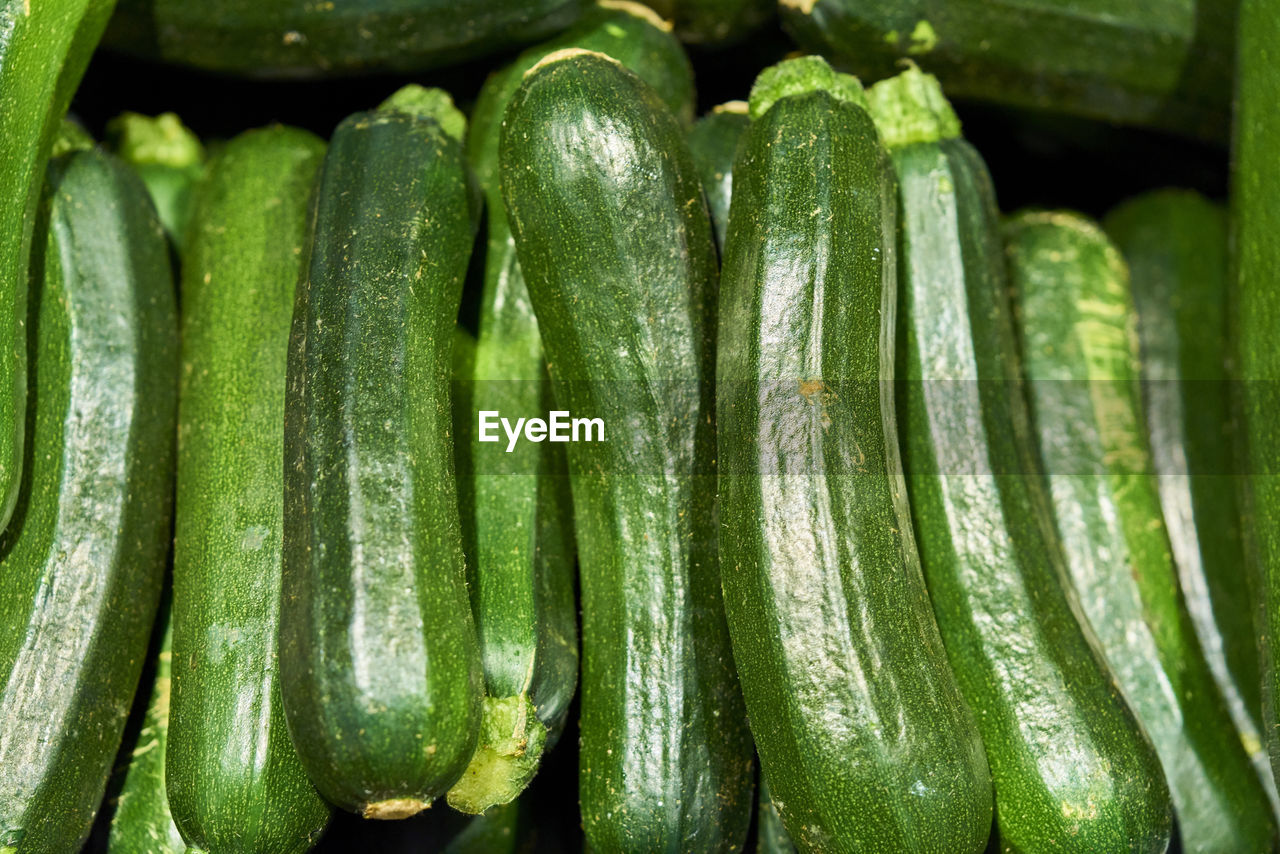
[
  {"x1": 716, "y1": 56, "x2": 992, "y2": 854},
  {"x1": 501, "y1": 49, "x2": 754, "y2": 851},
  {"x1": 449, "y1": 0, "x2": 693, "y2": 814},
  {"x1": 687, "y1": 101, "x2": 748, "y2": 252},
  {"x1": 869, "y1": 69, "x2": 1172, "y2": 852},
  {"x1": 0, "y1": 0, "x2": 117, "y2": 534},
  {"x1": 1104, "y1": 190, "x2": 1278, "y2": 808},
  {"x1": 106, "y1": 112, "x2": 205, "y2": 252},
  {"x1": 639, "y1": 0, "x2": 770, "y2": 44},
  {"x1": 755, "y1": 777, "x2": 795, "y2": 854},
  {"x1": 0, "y1": 145, "x2": 177, "y2": 853},
  {"x1": 103, "y1": 0, "x2": 581, "y2": 76},
  {"x1": 107, "y1": 604, "x2": 185, "y2": 854},
  {"x1": 780, "y1": 0, "x2": 1237, "y2": 142},
  {"x1": 1007, "y1": 210, "x2": 1276, "y2": 853},
  {"x1": 167, "y1": 125, "x2": 331, "y2": 853},
  {"x1": 281, "y1": 87, "x2": 483, "y2": 819},
  {"x1": 1232, "y1": 0, "x2": 1280, "y2": 793}
]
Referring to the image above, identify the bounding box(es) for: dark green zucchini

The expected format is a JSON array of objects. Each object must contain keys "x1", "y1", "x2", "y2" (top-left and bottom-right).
[
  {"x1": 167, "y1": 125, "x2": 332, "y2": 853},
  {"x1": 754, "y1": 777, "x2": 795, "y2": 854},
  {"x1": 716, "y1": 56, "x2": 992, "y2": 853},
  {"x1": 1007, "y1": 210, "x2": 1276, "y2": 853},
  {"x1": 639, "y1": 0, "x2": 770, "y2": 44},
  {"x1": 107, "y1": 605, "x2": 185, "y2": 854},
  {"x1": 106, "y1": 112, "x2": 205, "y2": 251},
  {"x1": 687, "y1": 101, "x2": 748, "y2": 252},
  {"x1": 1104, "y1": 190, "x2": 1277, "y2": 808},
  {"x1": 0, "y1": 145, "x2": 177, "y2": 853},
  {"x1": 870, "y1": 68, "x2": 1172, "y2": 852},
  {"x1": 449, "y1": 0, "x2": 693, "y2": 814},
  {"x1": 501, "y1": 49, "x2": 753, "y2": 851},
  {"x1": 103, "y1": 0, "x2": 581, "y2": 76},
  {"x1": 281, "y1": 87, "x2": 483, "y2": 819},
  {"x1": 780, "y1": 0, "x2": 1237, "y2": 142},
  {"x1": 0, "y1": 0, "x2": 118, "y2": 534},
  {"x1": 1232, "y1": 0, "x2": 1280, "y2": 793}
]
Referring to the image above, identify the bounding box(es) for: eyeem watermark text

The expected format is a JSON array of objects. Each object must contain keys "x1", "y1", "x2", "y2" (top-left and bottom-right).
[{"x1": 478, "y1": 410, "x2": 605, "y2": 452}]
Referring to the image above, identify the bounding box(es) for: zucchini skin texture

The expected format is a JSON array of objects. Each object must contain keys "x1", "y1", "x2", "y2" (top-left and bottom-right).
[
  {"x1": 0, "y1": 147, "x2": 177, "y2": 853},
  {"x1": 716, "y1": 90, "x2": 992, "y2": 853},
  {"x1": 687, "y1": 102, "x2": 748, "y2": 253},
  {"x1": 501, "y1": 50, "x2": 753, "y2": 852},
  {"x1": 0, "y1": 0, "x2": 117, "y2": 535},
  {"x1": 167, "y1": 127, "x2": 332, "y2": 854},
  {"x1": 107, "y1": 604, "x2": 185, "y2": 854},
  {"x1": 1105, "y1": 191, "x2": 1276, "y2": 801},
  {"x1": 895, "y1": 141, "x2": 1171, "y2": 852},
  {"x1": 640, "y1": 0, "x2": 771, "y2": 44},
  {"x1": 282, "y1": 108, "x2": 483, "y2": 817},
  {"x1": 1233, "y1": 0, "x2": 1280, "y2": 794},
  {"x1": 1007, "y1": 211, "x2": 1276, "y2": 854},
  {"x1": 780, "y1": 0, "x2": 1236, "y2": 142},
  {"x1": 103, "y1": 0, "x2": 581, "y2": 76},
  {"x1": 455, "y1": 0, "x2": 694, "y2": 806}
]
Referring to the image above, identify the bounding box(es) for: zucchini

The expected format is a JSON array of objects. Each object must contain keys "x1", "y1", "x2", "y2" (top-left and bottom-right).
[
  {"x1": 871, "y1": 69, "x2": 1172, "y2": 852},
  {"x1": 0, "y1": 145, "x2": 177, "y2": 853},
  {"x1": 0, "y1": 0, "x2": 118, "y2": 534},
  {"x1": 501, "y1": 49, "x2": 754, "y2": 851},
  {"x1": 1104, "y1": 190, "x2": 1278, "y2": 807},
  {"x1": 106, "y1": 112, "x2": 205, "y2": 252},
  {"x1": 281, "y1": 87, "x2": 483, "y2": 819},
  {"x1": 687, "y1": 101, "x2": 748, "y2": 252},
  {"x1": 107, "y1": 604, "x2": 185, "y2": 854},
  {"x1": 1232, "y1": 0, "x2": 1280, "y2": 793},
  {"x1": 167, "y1": 126, "x2": 332, "y2": 853},
  {"x1": 640, "y1": 0, "x2": 770, "y2": 44},
  {"x1": 449, "y1": 0, "x2": 693, "y2": 814},
  {"x1": 780, "y1": 0, "x2": 1237, "y2": 142},
  {"x1": 716, "y1": 56, "x2": 992, "y2": 853},
  {"x1": 103, "y1": 0, "x2": 581, "y2": 76},
  {"x1": 755, "y1": 777, "x2": 795, "y2": 854},
  {"x1": 1007, "y1": 210, "x2": 1276, "y2": 853}
]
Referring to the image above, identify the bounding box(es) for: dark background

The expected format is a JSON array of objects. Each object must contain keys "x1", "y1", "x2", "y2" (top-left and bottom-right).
[{"x1": 76, "y1": 14, "x2": 1213, "y2": 851}]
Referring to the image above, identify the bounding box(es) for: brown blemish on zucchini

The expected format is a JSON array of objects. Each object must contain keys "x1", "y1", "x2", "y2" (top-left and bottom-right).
[{"x1": 362, "y1": 798, "x2": 430, "y2": 820}]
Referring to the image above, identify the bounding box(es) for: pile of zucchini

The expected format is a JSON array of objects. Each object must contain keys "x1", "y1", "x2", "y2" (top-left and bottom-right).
[{"x1": 0, "y1": 0, "x2": 1275, "y2": 852}]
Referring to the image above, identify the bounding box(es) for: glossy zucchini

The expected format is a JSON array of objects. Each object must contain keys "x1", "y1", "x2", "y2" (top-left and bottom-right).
[
  {"x1": 716, "y1": 56, "x2": 992, "y2": 853},
  {"x1": 103, "y1": 0, "x2": 582, "y2": 76},
  {"x1": 281, "y1": 88, "x2": 483, "y2": 819},
  {"x1": 106, "y1": 112, "x2": 205, "y2": 251},
  {"x1": 167, "y1": 125, "x2": 332, "y2": 853},
  {"x1": 449, "y1": 0, "x2": 693, "y2": 814},
  {"x1": 0, "y1": 146, "x2": 177, "y2": 853},
  {"x1": 640, "y1": 0, "x2": 770, "y2": 44},
  {"x1": 870, "y1": 69, "x2": 1172, "y2": 852},
  {"x1": 0, "y1": 0, "x2": 117, "y2": 534},
  {"x1": 1007, "y1": 210, "x2": 1276, "y2": 853},
  {"x1": 780, "y1": 0, "x2": 1237, "y2": 142},
  {"x1": 501, "y1": 49, "x2": 754, "y2": 851},
  {"x1": 687, "y1": 101, "x2": 748, "y2": 252}
]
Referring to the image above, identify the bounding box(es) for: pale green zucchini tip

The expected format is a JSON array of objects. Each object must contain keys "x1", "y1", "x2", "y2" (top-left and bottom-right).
[
  {"x1": 748, "y1": 54, "x2": 866, "y2": 121},
  {"x1": 379, "y1": 84, "x2": 468, "y2": 143},
  {"x1": 52, "y1": 118, "x2": 95, "y2": 156},
  {"x1": 866, "y1": 64, "x2": 961, "y2": 149},
  {"x1": 106, "y1": 111, "x2": 204, "y2": 168},
  {"x1": 446, "y1": 695, "x2": 548, "y2": 815}
]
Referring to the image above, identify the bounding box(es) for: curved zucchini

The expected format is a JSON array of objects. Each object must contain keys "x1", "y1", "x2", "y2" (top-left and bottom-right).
[
  {"x1": 639, "y1": 0, "x2": 770, "y2": 44},
  {"x1": 0, "y1": 0, "x2": 117, "y2": 534},
  {"x1": 281, "y1": 88, "x2": 483, "y2": 819},
  {"x1": 104, "y1": 0, "x2": 581, "y2": 76},
  {"x1": 501, "y1": 49, "x2": 753, "y2": 851},
  {"x1": 106, "y1": 112, "x2": 205, "y2": 252},
  {"x1": 716, "y1": 56, "x2": 992, "y2": 854},
  {"x1": 107, "y1": 605, "x2": 185, "y2": 854},
  {"x1": 0, "y1": 146, "x2": 177, "y2": 853},
  {"x1": 1007, "y1": 210, "x2": 1276, "y2": 853},
  {"x1": 449, "y1": 0, "x2": 694, "y2": 814},
  {"x1": 1235, "y1": 0, "x2": 1280, "y2": 795},
  {"x1": 687, "y1": 101, "x2": 748, "y2": 253},
  {"x1": 167, "y1": 126, "x2": 332, "y2": 853},
  {"x1": 1104, "y1": 190, "x2": 1278, "y2": 810},
  {"x1": 870, "y1": 69, "x2": 1172, "y2": 852}
]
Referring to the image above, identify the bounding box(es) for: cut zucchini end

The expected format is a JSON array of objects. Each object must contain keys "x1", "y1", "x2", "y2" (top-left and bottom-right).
[
  {"x1": 748, "y1": 55, "x2": 866, "y2": 121},
  {"x1": 378, "y1": 85, "x2": 468, "y2": 143},
  {"x1": 362, "y1": 797, "x2": 431, "y2": 820},
  {"x1": 105, "y1": 111, "x2": 204, "y2": 168},
  {"x1": 865, "y1": 63, "x2": 961, "y2": 149},
  {"x1": 445, "y1": 694, "x2": 548, "y2": 815}
]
